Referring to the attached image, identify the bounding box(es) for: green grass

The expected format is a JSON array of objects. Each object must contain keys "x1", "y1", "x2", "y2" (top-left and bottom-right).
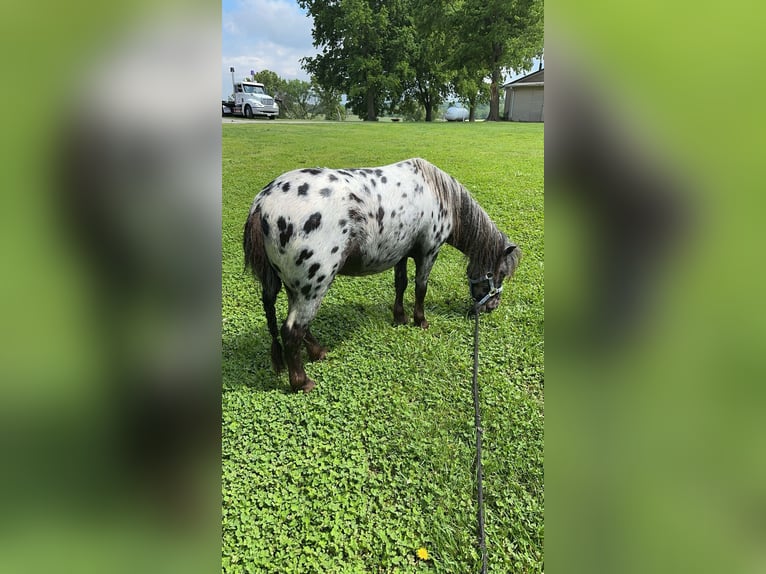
[{"x1": 222, "y1": 122, "x2": 543, "y2": 573}]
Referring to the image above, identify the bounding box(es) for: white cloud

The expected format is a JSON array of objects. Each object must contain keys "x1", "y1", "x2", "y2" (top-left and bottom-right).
[{"x1": 221, "y1": 0, "x2": 319, "y2": 97}]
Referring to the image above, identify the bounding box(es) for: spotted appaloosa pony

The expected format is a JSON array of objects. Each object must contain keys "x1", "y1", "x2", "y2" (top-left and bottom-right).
[{"x1": 244, "y1": 158, "x2": 520, "y2": 392}]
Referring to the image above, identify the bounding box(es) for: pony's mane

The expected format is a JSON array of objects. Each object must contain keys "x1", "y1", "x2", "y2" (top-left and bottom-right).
[{"x1": 416, "y1": 159, "x2": 507, "y2": 273}]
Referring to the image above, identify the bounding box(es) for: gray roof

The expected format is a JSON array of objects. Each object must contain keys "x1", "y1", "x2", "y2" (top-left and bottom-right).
[{"x1": 503, "y1": 68, "x2": 544, "y2": 88}]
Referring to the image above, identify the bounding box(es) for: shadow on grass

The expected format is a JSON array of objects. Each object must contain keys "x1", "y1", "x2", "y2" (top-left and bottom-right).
[
  {"x1": 224, "y1": 299, "x2": 384, "y2": 393},
  {"x1": 223, "y1": 293, "x2": 474, "y2": 393}
]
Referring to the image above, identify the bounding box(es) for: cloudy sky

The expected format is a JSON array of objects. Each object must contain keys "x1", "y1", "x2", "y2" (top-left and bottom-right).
[
  {"x1": 221, "y1": 0, "x2": 540, "y2": 99},
  {"x1": 222, "y1": 0, "x2": 317, "y2": 97}
]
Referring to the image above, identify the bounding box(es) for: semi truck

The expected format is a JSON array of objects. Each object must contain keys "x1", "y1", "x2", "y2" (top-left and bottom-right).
[{"x1": 222, "y1": 67, "x2": 279, "y2": 119}]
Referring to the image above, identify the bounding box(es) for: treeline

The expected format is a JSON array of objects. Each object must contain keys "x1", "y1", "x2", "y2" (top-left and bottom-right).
[
  {"x1": 298, "y1": 0, "x2": 543, "y2": 121},
  {"x1": 247, "y1": 70, "x2": 344, "y2": 120}
]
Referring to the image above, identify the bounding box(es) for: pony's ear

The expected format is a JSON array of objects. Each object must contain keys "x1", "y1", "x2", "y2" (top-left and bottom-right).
[{"x1": 503, "y1": 242, "x2": 521, "y2": 277}]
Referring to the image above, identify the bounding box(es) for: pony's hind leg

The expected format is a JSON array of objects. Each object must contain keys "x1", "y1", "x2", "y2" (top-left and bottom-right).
[
  {"x1": 281, "y1": 289, "x2": 329, "y2": 392},
  {"x1": 281, "y1": 321, "x2": 316, "y2": 392},
  {"x1": 303, "y1": 328, "x2": 328, "y2": 362},
  {"x1": 261, "y1": 267, "x2": 284, "y2": 373},
  {"x1": 282, "y1": 274, "x2": 335, "y2": 391},
  {"x1": 393, "y1": 257, "x2": 408, "y2": 325}
]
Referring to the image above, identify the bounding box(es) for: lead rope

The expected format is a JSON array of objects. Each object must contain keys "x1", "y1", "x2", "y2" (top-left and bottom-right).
[
  {"x1": 472, "y1": 304, "x2": 488, "y2": 574},
  {"x1": 468, "y1": 272, "x2": 501, "y2": 573}
]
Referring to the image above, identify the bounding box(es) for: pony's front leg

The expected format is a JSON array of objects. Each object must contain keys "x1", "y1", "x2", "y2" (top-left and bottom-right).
[
  {"x1": 281, "y1": 322, "x2": 316, "y2": 392},
  {"x1": 393, "y1": 257, "x2": 408, "y2": 325},
  {"x1": 413, "y1": 253, "x2": 438, "y2": 329}
]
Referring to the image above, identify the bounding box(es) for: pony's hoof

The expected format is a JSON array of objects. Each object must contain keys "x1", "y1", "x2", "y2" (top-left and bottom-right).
[
  {"x1": 308, "y1": 347, "x2": 328, "y2": 362},
  {"x1": 415, "y1": 319, "x2": 429, "y2": 330},
  {"x1": 301, "y1": 379, "x2": 316, "y2": 393},
  {"x1": 290, "y1": 378, "x2": 315, "y2": 393},
  {"x1": 393, "y1": 316, "x2": 408, "y2": 326}
]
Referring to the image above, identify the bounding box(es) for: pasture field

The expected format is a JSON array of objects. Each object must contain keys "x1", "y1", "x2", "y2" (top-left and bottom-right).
[{"x1": 222, "y1": 121, "x2": 543, "y2": 573}]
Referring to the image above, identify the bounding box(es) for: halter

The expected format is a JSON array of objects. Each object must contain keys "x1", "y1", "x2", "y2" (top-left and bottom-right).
[{"x1": 468, "y1": 272, "x2": 503, "y2": 308}]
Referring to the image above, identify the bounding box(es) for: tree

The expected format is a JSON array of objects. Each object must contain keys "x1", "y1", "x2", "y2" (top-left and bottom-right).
[
  {"x1": 300, "y1": 0, "x2": 413, "y2": 121},
  {"x1": 280, "y1": 78, "x2": 315, "y2": 119},
  {"x1": 300, "y1": 0, "x2": 542, "y2": 122},
  {"x1": 251, "y1": 70, "x2": 316, "y2": 119},
  {"x1": 454, "y1": 0, "x2": 543, "y2": 121},
  {"x1": 311, "y1": 81, "x2": 346, "y2": 120},
  {"x1": 392, "y1": 96, "x2": 425, "y2": 121},
  {"x1": 251, "y1": 70, "x2": 282, "y2": 95},
  {"x1": 452, "y1": 69, "x2": 490, "y2": 122},
  {"x1": 400, "y1": 0, "x2": 452, "y2": 122}
]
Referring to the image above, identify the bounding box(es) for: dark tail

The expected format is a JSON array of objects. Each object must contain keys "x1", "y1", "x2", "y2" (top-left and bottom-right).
[{"x1": 243, "y1": 208, "x2": 285, "y2": 373}]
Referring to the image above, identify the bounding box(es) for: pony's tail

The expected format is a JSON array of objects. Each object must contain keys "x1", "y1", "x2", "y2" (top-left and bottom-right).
[{"x1": 243, "y1": 209, "x2": 285, "y2": 373}]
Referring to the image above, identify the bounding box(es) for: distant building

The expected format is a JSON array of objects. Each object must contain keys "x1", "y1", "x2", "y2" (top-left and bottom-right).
[{"x1": 503, "y1": 68, "x2": 544, "y2": 122}]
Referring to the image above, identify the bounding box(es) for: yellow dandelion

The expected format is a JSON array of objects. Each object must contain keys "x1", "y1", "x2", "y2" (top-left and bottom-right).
[{"x1": 416, "y1": 547, "x2": 430, "y2": 561}]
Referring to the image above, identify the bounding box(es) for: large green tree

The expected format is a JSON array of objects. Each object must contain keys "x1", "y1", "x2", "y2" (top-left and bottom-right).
[
  {"x1": 454, "y1": 0, "x2": 543, "y2": 121},
  {"x1": 400, "y1": 0, "x2": 452, "y2": 121},
  {"x1": 299, "y1": 0, "x2": 413, "y2": 120}
]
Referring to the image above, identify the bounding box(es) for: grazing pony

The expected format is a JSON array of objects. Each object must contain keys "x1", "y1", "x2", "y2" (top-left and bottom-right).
[{"x1": 244, "y1": 158, "x2": 520, "y2": 392}]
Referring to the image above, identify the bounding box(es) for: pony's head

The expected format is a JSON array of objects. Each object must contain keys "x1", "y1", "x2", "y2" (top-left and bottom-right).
[{"x1": 468, "y1": 238, "x2": 520, "y2": 313}]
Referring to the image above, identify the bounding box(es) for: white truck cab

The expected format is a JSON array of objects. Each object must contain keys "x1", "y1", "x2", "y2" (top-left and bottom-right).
[{"x1": 231, "y1": 81, "x2": 279, "y2": 119}]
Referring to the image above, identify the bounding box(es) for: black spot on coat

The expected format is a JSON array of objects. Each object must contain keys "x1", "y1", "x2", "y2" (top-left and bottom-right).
[
  {"x1": 303, "y1": 212, "x2": 322, "y2": 233},
  {"x1": 295, "y1": 249, "x2": 313, "y2": 266},
  {"x1": 307, "y1": 263, "x2": 320, "y2": 279},
  {"x1": 277, "y1": 217, "x2": 294, "y2": 248},
  {"x1": 298, "y1": 183, "x2": 309, "y2": 195}
]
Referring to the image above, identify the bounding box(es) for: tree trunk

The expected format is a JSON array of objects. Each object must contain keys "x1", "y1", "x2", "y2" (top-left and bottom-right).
[
  {"x1": 365, "y1": 88, "x2": 377, "y2": 121},
  {"x1": 487, "y1": 67, "x2": 502, "y2": 121},
  {"x1": 424, "y1": 101, "x2": 433, "y2": 122}
]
